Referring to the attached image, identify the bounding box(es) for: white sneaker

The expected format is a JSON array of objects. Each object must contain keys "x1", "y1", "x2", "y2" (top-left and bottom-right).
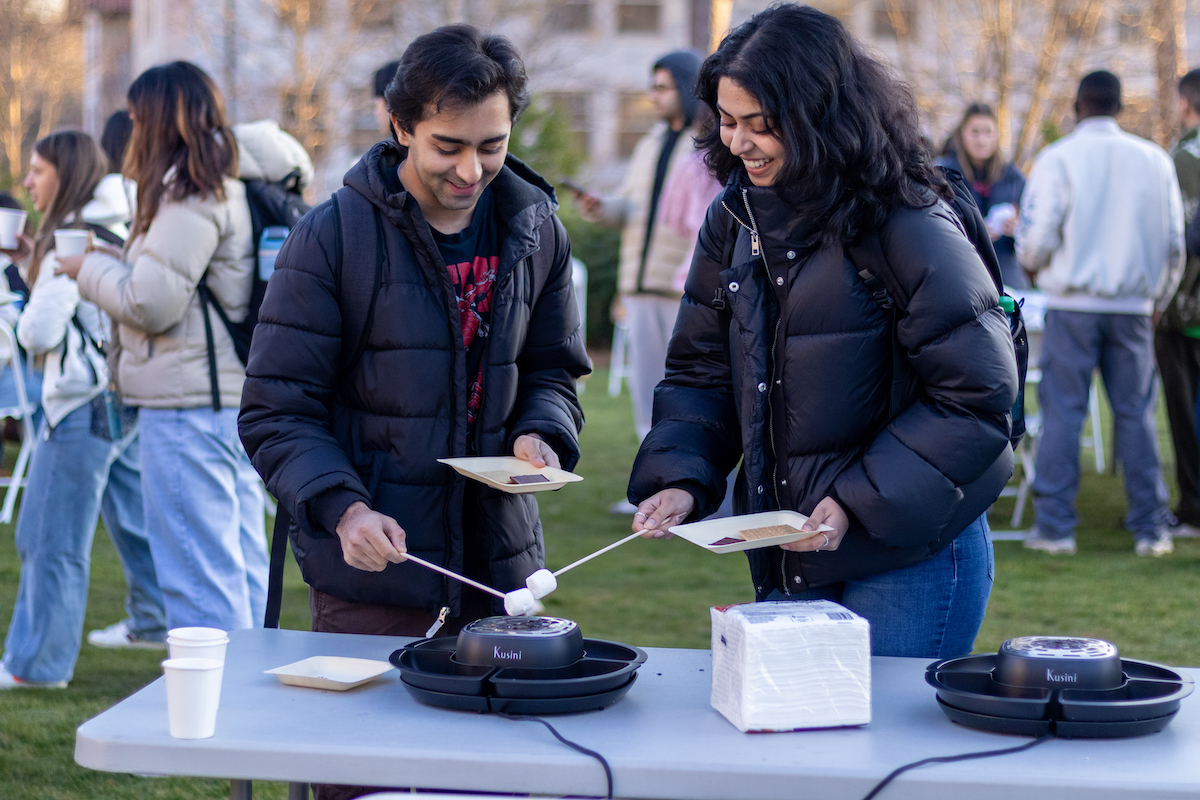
[
  {"x1": 1167, "y1": 522, "x2": 1200, "y2": 539},
  {"x1": 1022, "y1": 528, "x2": 1077, "y2": 555},
  {"x1": 1135, "y1": 532, "x2": 1174, "y2": 557},
  {"x1": 87, "y1": 620, "x2": 167, "y2": 650},
  {"x1": 0, "y1": 665, "x2": 67, "y2": 689}
]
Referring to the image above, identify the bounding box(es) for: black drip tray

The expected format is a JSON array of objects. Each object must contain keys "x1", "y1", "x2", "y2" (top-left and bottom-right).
[
  {"x1": 927, "y1": 655, "x2": 1193, "y2": 738},
  {"x1": 390, "y1": 637, "x2": 647, "y2": 713},
  {"x1": 401, "y1": 673, "x2": 638, "y2": 714}
]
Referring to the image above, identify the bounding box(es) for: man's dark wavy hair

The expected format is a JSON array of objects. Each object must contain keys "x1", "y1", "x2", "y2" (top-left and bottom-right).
[
  {"x1": 385, "y1": 24, "x2": 530, "y2": 137},
  {"x1": 696, "y1": 3, "x2": 950, "y2": 250}
]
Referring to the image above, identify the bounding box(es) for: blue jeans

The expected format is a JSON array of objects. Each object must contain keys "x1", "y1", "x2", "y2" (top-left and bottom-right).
[
  {"x1": 0, "y1": 359, "x2": 44, "y2": 433},
  {"x1": 2, "y1": 402, "x2": 164, "y2": 684},
  {"x1": 139, "y1": 407, "x2": 268, "y2": 631},
  {"x1": 1032, "y1": 310, "x2": 1170, "y2": 540},
  {"x1": 766, "y1": 515, "x2": 994, "y2": 659}
]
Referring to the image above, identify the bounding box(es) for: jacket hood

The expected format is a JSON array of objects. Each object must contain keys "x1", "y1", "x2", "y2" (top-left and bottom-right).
[
  {"x1": 79, "y1": 173, "x2": 134, "y2": 236},
  {"x1": 235, "y1": 120, "x2": 314, "y2": 189},
  {"x1": 342, "y1": 140, "x2": 559, "y2": 239},
  {"x1": 654, "y1": 50, "x2": 703, "y2": 127}
]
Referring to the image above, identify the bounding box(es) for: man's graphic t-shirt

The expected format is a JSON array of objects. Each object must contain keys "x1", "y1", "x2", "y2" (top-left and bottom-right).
[{"x1": 431, "y1": 187, "x2": 498, "y2": 449}]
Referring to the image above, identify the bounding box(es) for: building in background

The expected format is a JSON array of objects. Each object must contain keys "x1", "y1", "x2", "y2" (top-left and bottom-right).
[{"x1": 73, "y1": 0, "x2": 1200, "y2": 198}]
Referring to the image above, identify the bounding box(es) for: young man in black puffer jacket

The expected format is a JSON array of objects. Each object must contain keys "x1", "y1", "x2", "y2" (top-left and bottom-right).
[{"x1": 239, "y1": 26, "x2": 590, "y2": 641}]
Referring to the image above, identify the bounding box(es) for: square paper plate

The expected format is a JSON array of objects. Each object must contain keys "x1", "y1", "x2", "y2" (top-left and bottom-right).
[
  {"x1": 668, "y1": 510, "x2": 835, "y2": 554},
  {"x1": 265, "y1": 656, "x2": 391, "y2": 691},
  {"x1": 438, "y1": 456, "x2": 583, "y2": 494}
]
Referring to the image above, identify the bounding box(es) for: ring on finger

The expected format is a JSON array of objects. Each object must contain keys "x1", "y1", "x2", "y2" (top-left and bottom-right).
[{"x1": 820, "y1": 533, "x2": 830, "y2": 548}]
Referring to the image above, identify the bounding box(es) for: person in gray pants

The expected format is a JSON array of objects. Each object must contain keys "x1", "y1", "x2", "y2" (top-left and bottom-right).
[{"x1": 1017, "y1": 70, "x2": 1184, "y2": 557}]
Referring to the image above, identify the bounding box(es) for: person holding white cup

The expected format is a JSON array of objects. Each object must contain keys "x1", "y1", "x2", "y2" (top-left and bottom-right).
[
  {"x1": 0, "y1": 130, "x2": 166, "y2": 691},
  {"x1": 53, "y1": 229, "x2": 92, "y2": 257},
  {"x1": 0, "y1": 203, "x2": 26, "y2": 251}
]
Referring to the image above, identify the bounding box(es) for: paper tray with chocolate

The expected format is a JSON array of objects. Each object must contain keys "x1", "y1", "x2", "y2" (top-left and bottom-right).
[
  {"x1": 669, "y1": 511, "x2": 835, "y2": 554},
  {"x1": 437, "y1": 456, "x2": 584, "y2": 494}
]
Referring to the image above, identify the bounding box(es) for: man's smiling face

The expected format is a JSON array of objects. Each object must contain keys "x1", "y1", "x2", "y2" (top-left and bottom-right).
[{"x1": 395, "y1": 91, "x2": 511, "y2": 231}]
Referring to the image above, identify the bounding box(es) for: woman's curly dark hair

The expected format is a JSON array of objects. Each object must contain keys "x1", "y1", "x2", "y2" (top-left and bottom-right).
[{"x1": 696, "y1": 3, "x2": 950, "y2": 251}]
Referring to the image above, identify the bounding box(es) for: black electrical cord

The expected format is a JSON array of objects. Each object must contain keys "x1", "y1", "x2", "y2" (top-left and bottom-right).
[
  {"x1": 860, "y1": 733, "x2": 1055, "y2": 800},
  {"x1": 498, "y1": 713, "x2": 614, "y2": 800}
]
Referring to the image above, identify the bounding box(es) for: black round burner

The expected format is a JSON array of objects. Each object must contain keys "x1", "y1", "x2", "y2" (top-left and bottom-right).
[
  {"x1": 390, "y1": 618, "x2": 647, "y2": 714},
  {"x1": 455, "y1": 616, "x2": 584, "y2": 669},
  {"x1": 927, "y1": 637, "x2": 1193, "y2": 738}
]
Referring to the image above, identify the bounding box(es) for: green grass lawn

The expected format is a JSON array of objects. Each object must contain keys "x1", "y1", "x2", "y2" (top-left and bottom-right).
[{"x1": 1, "y1": 366, "x2": 1198, "y2": 798}]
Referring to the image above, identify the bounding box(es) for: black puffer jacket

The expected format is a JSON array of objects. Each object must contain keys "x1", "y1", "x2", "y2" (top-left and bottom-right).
[
  {"x1": 239, "y1": 142, "x2": 590, "y2": 613},
  {"x1": 628, "y1": 180, "x2": 1017, "y2": 599}
]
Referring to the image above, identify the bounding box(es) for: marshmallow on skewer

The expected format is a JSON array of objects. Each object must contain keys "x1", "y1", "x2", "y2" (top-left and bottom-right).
[
  {"x1": 525, "y1": 568, "x2": 558, "y2": 600},
  {"x1": 504, "y1": 587, "x2": 538, "y2": 616}
]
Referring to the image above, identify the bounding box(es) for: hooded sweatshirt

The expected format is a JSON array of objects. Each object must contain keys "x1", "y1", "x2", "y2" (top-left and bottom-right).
[
  {"x1": 598, "y1": 50, "x2": 709, "y2": 297},
  {"x1": 17, "y1": 186, "x2": 133, "y2": 427}
]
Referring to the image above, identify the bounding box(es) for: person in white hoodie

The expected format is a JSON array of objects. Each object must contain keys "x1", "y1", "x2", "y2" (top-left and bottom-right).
[
  {"x1": 1017, "y1": 70, "x2": 1185, "y2": 558},
  {"x1": 0, "y1": 130, "x2": 166, "y2": 689}
]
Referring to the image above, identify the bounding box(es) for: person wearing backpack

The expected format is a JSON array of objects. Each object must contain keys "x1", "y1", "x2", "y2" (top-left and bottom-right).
[
  {"x1": 57, "y1": 62, "x2": 269, "y2": 632},
  {"x1": 936, "y1": 103, "x2": 1027, "y2": 289},
  {"x1": 626, "y1": 5, "x2": 1018, "y2": 660},
  {"x1": 0, "y1": 130, "x2": 166, "y2": 689},
  {"x1": 238, "y1": 24, "x2": 589, "y2": 653}
]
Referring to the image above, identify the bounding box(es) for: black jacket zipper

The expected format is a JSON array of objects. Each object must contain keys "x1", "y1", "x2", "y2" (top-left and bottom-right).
[{"x1": 737, "y1": 189, "x2": 791, "y2": 595}]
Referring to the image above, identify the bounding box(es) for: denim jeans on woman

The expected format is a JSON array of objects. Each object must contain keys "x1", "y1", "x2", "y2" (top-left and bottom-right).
[
  {"x1": 138, "y1": 406, "x2": 268, "y2": 631},
  {"x1": 2, "y1": 403, "x2": 164, "y2": 684},
  {"x1": 765, "y1": 514, "x2": 993, "y2": 659}
]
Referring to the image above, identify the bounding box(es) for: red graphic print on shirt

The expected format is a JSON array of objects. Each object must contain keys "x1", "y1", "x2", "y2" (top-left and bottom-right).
[{"x1": 447, "y1": 255, "x2": 498, "y2": 425}]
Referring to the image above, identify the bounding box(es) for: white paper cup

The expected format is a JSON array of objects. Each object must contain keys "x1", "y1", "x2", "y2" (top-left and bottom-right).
[
  {"x1": 167, "y1": 626, "x2": 228, "y2": 647},
  {"x1": 0, "y1": 208, "x2": 27, "y2": 250},
  {"x1": 167, "y1": 627, "x2": 228, "y2": 705},
  {"x1": 167, "y1": 637, "x2": 229, "y2": 662},
  {"x1": 54, "y1": 229, "x2": 91, "y2": 256},
  {"x1": 163, "y1": 657, "x2": 223, "y2": 739}
]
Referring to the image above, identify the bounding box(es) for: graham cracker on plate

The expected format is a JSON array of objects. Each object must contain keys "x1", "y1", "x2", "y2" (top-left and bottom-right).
[{"x1": 737, "y1": 523, "x2": 802, "y2": 541}]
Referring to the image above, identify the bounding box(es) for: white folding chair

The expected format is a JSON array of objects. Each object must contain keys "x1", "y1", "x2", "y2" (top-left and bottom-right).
[
  {"x1": 1082, "y1": 373, "x2": 1106, "y2": 474},
  {"x1": 0, "y1": 319, "x2": 37, "y2": 524},
  {"x1": 608, "y1": 320, "x2": 632, "y2": 397},
  {"x1": 1002, "y1": 322, "x2": 1041, "y2": 530},
  {"x1": 995, "y1": 289, "x2": 1106, "y2": 530},
  {"x1": 572, "y1": 258, "x2": 588, "y2": 394}
]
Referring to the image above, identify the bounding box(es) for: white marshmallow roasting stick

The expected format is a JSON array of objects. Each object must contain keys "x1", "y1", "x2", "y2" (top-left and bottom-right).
[
  {"x1": 511, "y1": 532, "x2": 652, "y2": 614},
  {"x1": 553, "y1": 530, "x2": 646, "y2": 578},
  {"x1": 401, "y1": 553, "x2": 541, "y2": 617},
  {"x1": 401, "y1": 553, "x2": 506, "y2": 600}
]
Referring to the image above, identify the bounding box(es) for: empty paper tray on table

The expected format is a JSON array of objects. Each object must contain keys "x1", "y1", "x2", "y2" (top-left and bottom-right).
[
  {"x1": 265, "y1": 656, "x2": 392, "y2": 691},
  {"x1": 668, "y1": 510, "x2": 833, "y2": 553},
  {"x1": 438, "y1": 457, "x2": 583, "y2": 493}
]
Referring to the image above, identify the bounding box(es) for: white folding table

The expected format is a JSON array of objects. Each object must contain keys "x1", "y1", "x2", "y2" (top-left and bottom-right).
[{"x1": 75, "y1": 627, "x2": 1200, "y2": 799}]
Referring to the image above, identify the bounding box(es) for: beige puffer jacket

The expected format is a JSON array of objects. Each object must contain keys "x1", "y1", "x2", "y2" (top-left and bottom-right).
[{"x1": 76, "y1": 177, "x2": 253, "y2": 409}]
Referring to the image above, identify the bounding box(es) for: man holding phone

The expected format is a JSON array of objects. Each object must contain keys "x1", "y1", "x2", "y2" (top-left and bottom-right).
[{"x1": 569, "y1": 52, "x2": 716, "y2": 475}]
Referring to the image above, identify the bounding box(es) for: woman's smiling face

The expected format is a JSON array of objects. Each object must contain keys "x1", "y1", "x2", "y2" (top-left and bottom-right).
[{"x1": 717, "y1": 77, "x2": 785, "y2": 187}]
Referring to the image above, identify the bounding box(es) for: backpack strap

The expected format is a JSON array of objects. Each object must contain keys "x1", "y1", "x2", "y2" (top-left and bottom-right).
[
  {"x1": 263, "y1": 504, "x2": 292, "y2": 629},
  {"x1": 264, "y1": 189, "x2": 385, "y2": 627},
  {"x1": 845, "y1": 233, "x2": 909, "y2": 420},
  {"x1": 69, "y1": 313, "x2": 104, "y2": 386},
  {"x1": 331, "y1": 188, "x2": 386, "y2": 375},
  {"x1": 199, "y1": 281, "x2": 223, "y2": 412}
]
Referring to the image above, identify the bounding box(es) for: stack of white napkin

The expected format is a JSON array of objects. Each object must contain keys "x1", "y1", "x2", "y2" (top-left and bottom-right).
[{"x1": 710, "y1": 600, "x2": 872, "y2": 732}]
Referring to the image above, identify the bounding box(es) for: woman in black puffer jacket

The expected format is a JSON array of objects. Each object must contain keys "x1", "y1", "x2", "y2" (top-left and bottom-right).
[{"x1": 628, "y1": 4, "x2": 1018, "y2": 659}]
